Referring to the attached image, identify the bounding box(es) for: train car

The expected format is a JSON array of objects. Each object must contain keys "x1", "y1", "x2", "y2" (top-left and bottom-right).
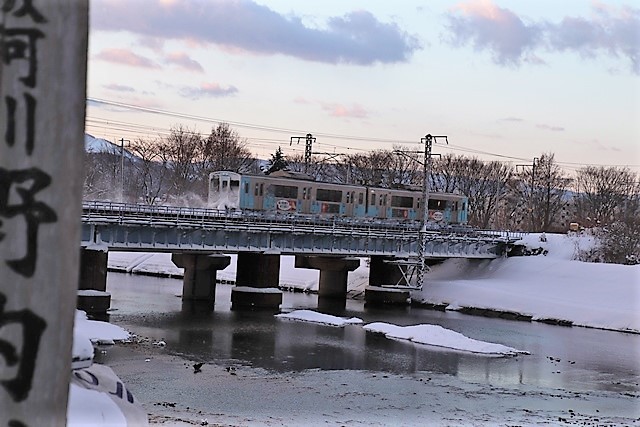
[{"x1": 208, "y1": 171, "x2": 468, "y2": 225}]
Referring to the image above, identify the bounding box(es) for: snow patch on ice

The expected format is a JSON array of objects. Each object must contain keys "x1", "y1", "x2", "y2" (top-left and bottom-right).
[
  {"x1": 364, "y1": 322, "x2": 528, "y2": 356},
  {"x1": 276, "y1": 309, "x2": 363, "y2": 327}
]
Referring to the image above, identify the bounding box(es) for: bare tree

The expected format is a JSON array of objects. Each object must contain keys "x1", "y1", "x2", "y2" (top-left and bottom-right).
[
  {"x1": 83, "y1": 144, "x2": 121, "y2": 201},
  {"x1": 574, "y1": 166, "x2": 638, "y2": 226},
  {"x1": 346, "y1": 150, "x2": 392, "y2": 187},
  {"x1": 387, "y1": 145, "x2": 422, "y2": 189},
  {"x1": 511, "y1": 153, "x2": 569, "y2": 232},
  {"x1": 129, "y1": 137, "x2": 169, "y2": 205},
  {"x1": 200, "y1": 123, "x2": 254, "y2": 174},
  {"x1": 158, "y1": 125, "x2": 202, "y2": 197},
  {"x1": 430, "y1": 153, "x2": 462, "y2": 193},
  {"x1": 456, "y1": 159, "x2": 513, "y2": 229}
]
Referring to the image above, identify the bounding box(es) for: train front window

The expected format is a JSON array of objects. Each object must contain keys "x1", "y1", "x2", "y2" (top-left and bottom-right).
[
  {"x1": 212, "y1": 177, "x2": 220, "y2": 192},
  {"x1": 231, "y1": 180, "x2": 240, "y2": 190}
]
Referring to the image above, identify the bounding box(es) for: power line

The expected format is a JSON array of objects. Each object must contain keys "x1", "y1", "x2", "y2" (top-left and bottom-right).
[{"x1": 85, "y1": 97, "x2": 639, "y2": 171}]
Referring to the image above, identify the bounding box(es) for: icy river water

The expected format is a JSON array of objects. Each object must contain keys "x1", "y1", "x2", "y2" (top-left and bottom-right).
[{"x1": 97, "y1": 273, "x2": 640, "y2": 426}]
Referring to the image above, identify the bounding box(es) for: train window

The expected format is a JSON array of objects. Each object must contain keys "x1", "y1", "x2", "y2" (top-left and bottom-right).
[
  {"x1": 428, "y1": 199, "x2": 444, "y2": 210},
  {"x1": 391, "y1": 196, "x2": 413, "y2": 208},
  {"x1": 259, "y1": 183, "x2": 264, "y2": 196},
  {"x1": 231, "y1": 180, "x2": 240, "y2": 190},
  {"x1": 370, "y1": 194, "x2": 376, "y2": 205},
  {"x1": 317, "y1": 188, "x2": 342, "y2": 202},
  {"x1": 302, "y1": 187, "x2": 307, "y2": 199},
  {"x1": 222, "y1": 181, "x2": 228, "y2": 189},
  {"x1": 212, "y1": 177, "x2": 220, "y2": 191},
  {"x1": 254, "y1": 183, "x2": 259, "y2": 196},
  {"x1": 244, "y1": 182, "x2": 249, "y2": 194},
  {"x1": 346, "y1": 192, "x2": 351, "y2": 203},
  {"x1": 274, "y1": 185, "x2": 298, "y2": 199},
  {"x1": 358, "y1": 193, "x2": 363, "y2": 204}
]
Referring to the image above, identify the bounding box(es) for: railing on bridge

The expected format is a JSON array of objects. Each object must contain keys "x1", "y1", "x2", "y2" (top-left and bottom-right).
[
  {"x1": 82, "y1": 201, "x2": 525, "y2": 241},
  {"x1": 81, "y1": 201, "x2": 526, "y2": 258}
]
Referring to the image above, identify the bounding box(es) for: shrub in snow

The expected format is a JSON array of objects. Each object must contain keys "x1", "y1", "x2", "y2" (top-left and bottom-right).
[{"x1": 576, "y1": 221, "x2": 640, "y2": 265}]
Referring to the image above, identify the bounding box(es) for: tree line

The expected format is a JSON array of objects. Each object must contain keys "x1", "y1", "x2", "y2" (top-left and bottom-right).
[{"x1": 84, "y1": 123, "x2": 639, "y2": 262}]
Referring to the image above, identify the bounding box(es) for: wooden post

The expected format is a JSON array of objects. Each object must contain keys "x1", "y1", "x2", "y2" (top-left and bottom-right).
[{"x1": 0, "y1": 1, "x2": 88, "y2": 425}]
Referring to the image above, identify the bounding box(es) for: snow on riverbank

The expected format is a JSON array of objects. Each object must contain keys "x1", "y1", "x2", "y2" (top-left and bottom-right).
[
  {"x1": 106, "y1": 233, "x2": 639, "y2": 333},
  {"x1": 413, "y1": 233, "x2": 639, "y2": 333}
]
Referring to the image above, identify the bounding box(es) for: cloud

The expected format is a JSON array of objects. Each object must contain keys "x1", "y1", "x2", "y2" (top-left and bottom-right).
[
  {"x1": 321, "y1": 103, "x2": 369, "y2": 119},
  {"x1": 92, "y1": 0, "x2": 421, "y2": 65},
  {"x1": 164, "y1": 52, "x2": 204, "y2": 72},
  {"x1": 536, "y1": 123, "x2": 565, "y2": 132},
  {"x1": 499, "y1": 116, "x2": 524, "y2": 122},
  {"x1": 445, "y1": 0, "x2": 542, "y2": 66},
  {"x1": 179, "y1": 82, "x2": 238, "y2": 99},
  {"x1": 445, "y1": 1, "x2": 639, "y2": 73},
  {"x1": 103, "y1": 83, "x2": 136, "y2": 92},
  {"x1": 545, "y1": 3, "x2": 639, "y2": 74},
  {"x1": 95, "y1": 48, "x2": 160, "y2": 68}
]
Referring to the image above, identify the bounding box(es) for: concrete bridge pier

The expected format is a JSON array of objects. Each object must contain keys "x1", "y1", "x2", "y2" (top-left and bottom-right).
[
  {"x1": 172, "y1": 253, "x2": 231, "y2": 306},
  {"x1": 365, "y1": 256, "x2": 411, "y2": 306},
  {"x1": 295, "y1": 256, "x2": 360, "y2": 300},
  {"x1": 78, "y1": 247, "x2": 110, "y2": 315},
  {"x1": 231, "y1": 253, "x2": 283, "y2": 310}
]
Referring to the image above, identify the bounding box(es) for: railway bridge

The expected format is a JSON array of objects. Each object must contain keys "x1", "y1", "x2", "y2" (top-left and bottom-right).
[{"x1": 79, "y1": 201, "x2": 524, "y2": 313}]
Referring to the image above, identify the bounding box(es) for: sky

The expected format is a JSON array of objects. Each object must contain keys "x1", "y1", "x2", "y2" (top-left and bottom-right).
[{"x1": 86, "y1": 0, "x2": 640, "y2": 174}]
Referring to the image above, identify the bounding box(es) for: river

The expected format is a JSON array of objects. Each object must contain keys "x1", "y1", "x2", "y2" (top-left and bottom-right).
[{"x1": 96, "y1": 272, "x2": 640, "y2": 426}]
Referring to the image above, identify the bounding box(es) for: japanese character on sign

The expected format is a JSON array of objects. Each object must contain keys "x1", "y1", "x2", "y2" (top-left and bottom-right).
[
  {"x1": 0, "y1": 291, "x2": 48, "y2": 402},
  {"x1": 2, "y1": 0, "x2": 47, "y2": 23},
  {"x1": 0, "y1": 167, "x2": 57, "y2": 278}
]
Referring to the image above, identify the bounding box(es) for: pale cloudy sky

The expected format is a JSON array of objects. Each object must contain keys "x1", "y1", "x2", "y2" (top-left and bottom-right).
[{"x1": 86, "y1": 0, "x2": 640, "y2": 173}]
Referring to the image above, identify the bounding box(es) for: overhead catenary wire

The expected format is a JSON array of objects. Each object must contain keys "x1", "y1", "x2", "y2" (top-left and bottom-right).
[{"x1": 86, "y1": 97, "x2": 640, "y2": 172}]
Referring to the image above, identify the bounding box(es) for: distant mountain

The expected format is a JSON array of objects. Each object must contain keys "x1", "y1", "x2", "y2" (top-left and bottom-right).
[{"x1": 85, "y1": 133, "x2": 136, "y2": 159}]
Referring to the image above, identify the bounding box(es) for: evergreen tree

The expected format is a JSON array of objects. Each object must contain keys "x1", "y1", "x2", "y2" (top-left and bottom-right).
[{"x1": 265, "y1": 146, "x2": 288, "y2": 174}]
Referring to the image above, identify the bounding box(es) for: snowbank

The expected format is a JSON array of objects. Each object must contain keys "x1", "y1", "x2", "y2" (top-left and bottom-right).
[{"x1": 413, "y1": 233, "x2": 639, "y2": 333}]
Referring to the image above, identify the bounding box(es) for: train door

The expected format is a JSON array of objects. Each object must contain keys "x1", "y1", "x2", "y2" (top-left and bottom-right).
[
  {"x1": 301, "y1": 186, "x2": 313, "y2": 214},
  {"x1": 378, "y1": 191, "x2": 389, "y2": 218},
  {"x1": 253, "y1": 178, "x2": 265, "y2": 210},
  {"x1": 344, "y1": 190, "x2": 355, "y2": 216}
]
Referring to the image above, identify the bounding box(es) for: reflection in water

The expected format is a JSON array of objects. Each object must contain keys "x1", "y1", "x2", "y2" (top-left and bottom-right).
[{"x1": 105, "y1": 273, "x2": 639, "y2": 394}]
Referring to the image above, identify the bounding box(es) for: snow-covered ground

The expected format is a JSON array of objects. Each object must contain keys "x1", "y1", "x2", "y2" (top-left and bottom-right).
[{"x1": 69, "y1": 232, "x2": 638, "y2": 425}]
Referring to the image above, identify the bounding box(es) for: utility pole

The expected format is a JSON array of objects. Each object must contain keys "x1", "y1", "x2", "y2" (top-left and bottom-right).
[
  {"x1": 290, "y1": 133, "x2": 316, "y2": 174},
  {"x1": 119, "y1": 138, "x2": 130, "y2": 202},
  {"x1": 418, "y1": 134, "x2": 448, "y2": 289},
  {"x1": 516, "y1": 157, "x2": 539, "y2": 230}
]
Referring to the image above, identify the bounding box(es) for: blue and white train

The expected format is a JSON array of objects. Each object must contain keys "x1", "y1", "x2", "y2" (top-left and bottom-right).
[{"x1": 209, "y1": 170, "x2": 468, "y2": 225}]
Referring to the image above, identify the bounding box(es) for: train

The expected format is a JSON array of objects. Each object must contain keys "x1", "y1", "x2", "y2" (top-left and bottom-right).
[{"x1": 208, "y1": 170, "x2": 468, "y2": 225}]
